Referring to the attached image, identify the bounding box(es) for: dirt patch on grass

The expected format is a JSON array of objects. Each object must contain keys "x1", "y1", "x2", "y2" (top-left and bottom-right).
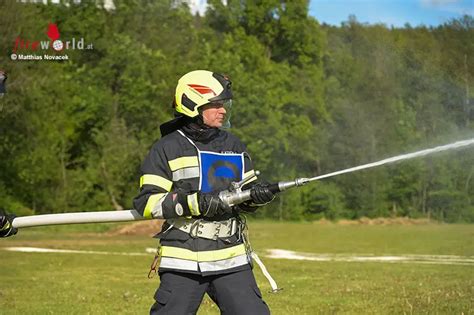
[
  {"x1": 266, "y1": 249, "x2": 474, "y2": 266},
  {"x1": 315, "y1": 217, "x2": 435, "y2": 226},
  {"x1": 314, "y1": 217, "x2": 439, "y2": 226},
  {"x1": 107, "y1": 220, "x2": 164, "y2": 236}
]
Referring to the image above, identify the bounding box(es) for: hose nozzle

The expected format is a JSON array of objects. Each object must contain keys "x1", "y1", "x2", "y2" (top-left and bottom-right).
[{"x1": 268, "y1": 178, "x2": 310, "y2": 193}]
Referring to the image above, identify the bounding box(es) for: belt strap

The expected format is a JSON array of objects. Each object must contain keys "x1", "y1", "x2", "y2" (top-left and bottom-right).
[{"x1": 167, "y1": 218, "x2": 238, "y2": 240}]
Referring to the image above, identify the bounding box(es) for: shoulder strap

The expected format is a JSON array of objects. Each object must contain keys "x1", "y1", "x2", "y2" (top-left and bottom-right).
[{"x1": 177, "y1": 130, "x2": 200, "y2": 151}]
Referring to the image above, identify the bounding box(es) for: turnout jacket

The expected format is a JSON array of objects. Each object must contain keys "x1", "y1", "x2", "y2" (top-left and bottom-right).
[{"x1": 133, "y1": 121, "x2": 257, "y2": 276}]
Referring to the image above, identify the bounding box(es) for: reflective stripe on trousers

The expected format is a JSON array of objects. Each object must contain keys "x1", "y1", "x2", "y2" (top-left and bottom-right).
[
  {"x1": 160, "y1": 243, "x2": 247, "y2": 261},
  {"x1": 159, "y1": 243, "x2": 249, "y2": 272},
  {"x1": 159, "y1": 254, "x2": 249, "y2": 273}
]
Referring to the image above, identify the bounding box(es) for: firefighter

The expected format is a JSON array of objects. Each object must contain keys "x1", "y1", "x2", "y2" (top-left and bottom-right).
[
  {"x1": 133, "y1": 70, "x2": 275, "y2": 314},
  {"x1": 0, "y1": 71, "x2": 7, "y2": 97}
]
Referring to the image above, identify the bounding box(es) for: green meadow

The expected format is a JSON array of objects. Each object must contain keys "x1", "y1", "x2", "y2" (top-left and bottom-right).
[{"x1": 1, "y1": 222, "x2": 472, "y2": 314}]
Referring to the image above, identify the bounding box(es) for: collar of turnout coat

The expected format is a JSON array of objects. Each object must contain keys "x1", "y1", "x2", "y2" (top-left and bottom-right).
[{"x1": 160, "y1": 115, "x2": 220, "y2": 142}]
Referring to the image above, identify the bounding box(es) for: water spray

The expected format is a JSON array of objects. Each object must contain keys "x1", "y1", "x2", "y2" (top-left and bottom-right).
[
  {"x1": 219, "y1": 138, "x2": 474, "y2": 206},
  {"x1": 12, "y1": 138, "x2": 474, "y2": 229}
]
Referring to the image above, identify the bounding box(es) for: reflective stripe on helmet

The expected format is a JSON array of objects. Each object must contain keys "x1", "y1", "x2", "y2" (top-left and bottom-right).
[
  {"x1": 160, "y1": 244, "x2": 246, "y2": 262},
  {"x1": 140, "y1": 174, "x2": 172, "y2": 191}
]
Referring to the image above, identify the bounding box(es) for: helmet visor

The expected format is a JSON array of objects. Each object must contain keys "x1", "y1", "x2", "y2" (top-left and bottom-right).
[
  {"x1": 220, "y1": 99, "x2": 232, "y2": 129},
  {"x1": 201, "y1": 99, "x2": 232, "y2": 129},
  {"x1": 199, "y1": 99, "x2": 232, "y2": 129}
]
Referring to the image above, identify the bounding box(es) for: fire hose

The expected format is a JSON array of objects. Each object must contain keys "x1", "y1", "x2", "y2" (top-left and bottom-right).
[{"x1": 11, "y1": 137, "x2": 474, "y2": 229}]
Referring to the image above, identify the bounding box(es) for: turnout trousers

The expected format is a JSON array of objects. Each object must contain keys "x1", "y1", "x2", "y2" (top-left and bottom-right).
[{"x1": 150, "y1": 269, "x2": 270, "y2": 315}]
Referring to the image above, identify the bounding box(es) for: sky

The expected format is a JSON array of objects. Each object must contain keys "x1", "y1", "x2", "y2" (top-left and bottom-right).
[
  {"x1": 309, "y1": 0, "x2": 474, "y2": 27},
  {"x1": 188, "y1": 0, "x2": 472, "y2": 27}
]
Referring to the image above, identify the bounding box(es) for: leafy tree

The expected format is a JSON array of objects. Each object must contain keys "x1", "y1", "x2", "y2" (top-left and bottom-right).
[{"x1": 0, "y1": 0, "x2": 471, "y2": 222}]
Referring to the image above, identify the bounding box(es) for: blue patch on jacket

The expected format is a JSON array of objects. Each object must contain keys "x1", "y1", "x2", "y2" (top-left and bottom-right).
[{"x1": 199, "y1": 151, "x2": 244, "y2": 193}]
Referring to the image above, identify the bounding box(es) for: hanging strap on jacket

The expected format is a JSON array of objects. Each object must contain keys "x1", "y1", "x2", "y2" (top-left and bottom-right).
[{"x1": 238, "y1": 215, "x2": 280, "y2": 292}]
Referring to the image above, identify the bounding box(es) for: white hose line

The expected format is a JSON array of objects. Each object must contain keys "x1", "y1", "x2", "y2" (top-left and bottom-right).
[{"x1": 12, "y1": 209, "x2": 145, "y2": 228}]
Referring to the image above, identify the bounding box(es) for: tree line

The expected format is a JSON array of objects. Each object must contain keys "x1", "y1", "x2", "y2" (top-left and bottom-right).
[{"x1": 0, "y1": 0, "x2": 473, "y2": 222}]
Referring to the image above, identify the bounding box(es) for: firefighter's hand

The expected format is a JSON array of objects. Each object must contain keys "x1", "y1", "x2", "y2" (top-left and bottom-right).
[
  {"x1": 0, "y1": 209, "x2": 17, "y2": 238},
  {"x1": 198, "y1": 192, "x2": 232, "y2": 218},
  {"x1": 250, "y1": 182, "x2": 275, "y2": 205}
]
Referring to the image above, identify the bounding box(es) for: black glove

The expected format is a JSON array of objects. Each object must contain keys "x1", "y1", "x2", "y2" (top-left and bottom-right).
[
  {"x1": 250, "y1": 182, "x2": 275, "y2": 205},
  {"x1": 0, "y1": 209, "x2": 17, "y2": 238},
  {"x1": 198, "y1": 192, "x2": 232, "y2": 218},
  {"x1": 0, "y1": 71, "x2": 7, "y2": 95}
]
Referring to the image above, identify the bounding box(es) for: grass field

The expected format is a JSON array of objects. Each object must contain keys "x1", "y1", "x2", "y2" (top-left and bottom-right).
[{"x1": 0, "y1": 221, "x2": 472, "y2": 314}]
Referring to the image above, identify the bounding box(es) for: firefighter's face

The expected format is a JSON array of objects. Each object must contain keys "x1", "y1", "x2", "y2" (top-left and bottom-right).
[{"x1": 201, "y1": 103, "x2": 227, "y2": 128}]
